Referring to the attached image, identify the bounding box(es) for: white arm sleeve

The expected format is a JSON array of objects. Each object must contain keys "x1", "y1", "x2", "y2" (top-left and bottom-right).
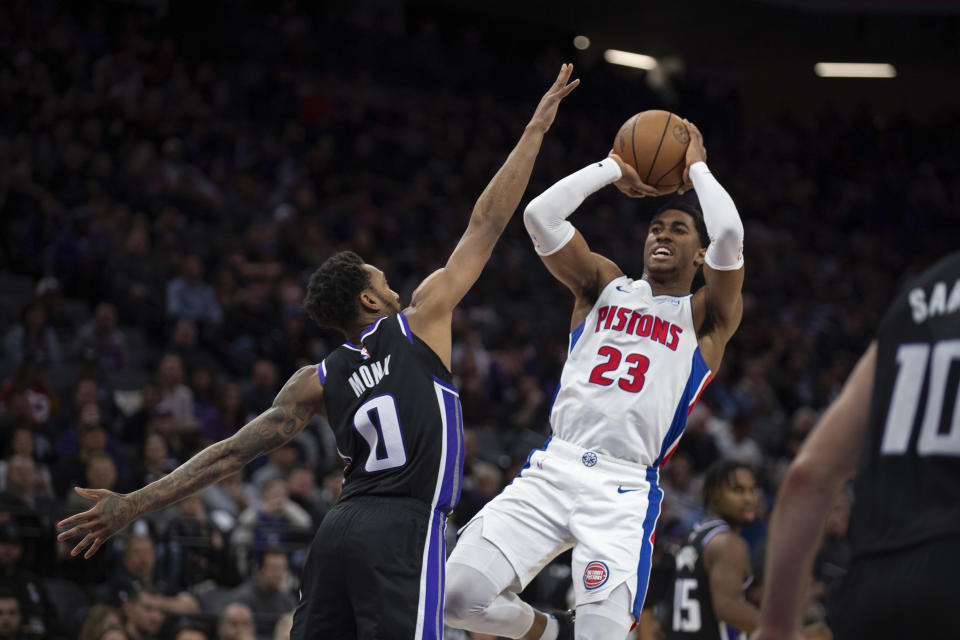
[
  {"x1": 523, "y1": 159, "x2": 622, "y2": 256},
  {"x1": 689, "y1": 161, "x2": 744, "y2": 271}
]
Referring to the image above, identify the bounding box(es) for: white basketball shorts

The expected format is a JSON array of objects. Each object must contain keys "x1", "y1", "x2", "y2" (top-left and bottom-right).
[{"x1": 460, "y1": 437, "x2": 663, "y2": 617}]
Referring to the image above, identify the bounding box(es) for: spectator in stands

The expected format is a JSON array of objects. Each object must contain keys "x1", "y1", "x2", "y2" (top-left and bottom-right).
[
  {"x1": 201, "y1": 472, "x2": 252, "y2": 524},
  {"x1": 286, "y1": 467, "x2": 325, "y2": 526},
  {"x1": 3, "y1": 300, "x2": 61, "y2": 366},
  {"x1": 154, "y1": 354, "x2": 195, "y2": 430},
  {"x1": 100, "y1": 626, "x2": 130, "y2": 640},
  {"x1": 165, "y1": 255, "x2": 222, "y2": 328},
  {"x1": 55, "y1": 404, "x2": 128, "y2": 496},
  {"x1": 121, "y1": 588, "x2": 166, "y2": 640},
  {"x1": 167, "y1": 321, "x2": 207, "y2": 373},
  {"x1": 101, "y1": 534, "x2": 201, "y2": 616},
  {"x1": 228, "y1": 550, "x2": 297, "y2": 639},
  {"x1": 215, "y1": 603, "x2": 255, "y2": 640},
  {"x1": 189, "y1": 362, "x2": 219, "y2": 438},
  {"x1": 174, "y1": 622, "x2": 210, "y2": 640},
  {"x1": 0, "y1": 523, "x2": 52, "y2": 639},
  {"x1": 163, "y1": 494, "x2": 238, "y2": 591},
  {"x1": 241, "y1": 361, "x2": 277, "y2": 420},
  {"x1": 110, "y1": 225, "x2": 163, "y2": 331},
  {"x1": 0, "y1": 591, "x2": 22, "y2": 640},
  {"x1": 74, "y1": 302, "x2": 127, "y2": 371},
  {"x1": 660, "y1": 451, "x2": 705, "y2": 531},
  {"x1": 221, "y1": 282, "x2": 273, "y2": 370},
  {"x1": 0, "y1": 362, "x2": 58, "y2": 430},
  {"x1": 199, "y1": 383, "x2": 244, "y2": 446},
  {"x1": 66, "y1": 452, "x2": 118, "y2": 512},
  {"x1": 0, "y1": 426, "x2": 53, "y2": 496},
  {"x1": 676, "y1": 404, "x2": 722, "y2": 472},
  {"x1": 715, "y1": 412, "x2": 765, "y2": 468},
  {"x1": 133, "y1": 432, "x2": 175, "y2": 489},
  {"x1": 79, "y1": 604, "x2": 124, "y2": 640},
  {"x1": 249, "y1": 442, "x2": 300, "y2": 491},
  {"x1": 0, "y1": 454, "x2": 58, "y2": 566},
  {"x1": 261, "y1": 304, "x2": 311, "y2": 379},
  {"x1": 231, "y1": 478, "x2": 311, "y2": 576}
]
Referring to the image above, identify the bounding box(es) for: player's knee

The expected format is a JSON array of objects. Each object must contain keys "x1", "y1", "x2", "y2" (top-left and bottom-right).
[{"x1": 443, "y1": 563, "x2": 493, "y2": 624}]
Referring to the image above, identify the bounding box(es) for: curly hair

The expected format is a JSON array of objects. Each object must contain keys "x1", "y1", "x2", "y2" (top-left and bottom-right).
[
  {"x1": 654, "y1": 199, "x2": 709, "y2": 249},
  {"x1": 702, "y1": 459, "x2": 753, "y2": 509},
  {"x1": 303, "y1": 251, "x2": 371, "y2": 332}
]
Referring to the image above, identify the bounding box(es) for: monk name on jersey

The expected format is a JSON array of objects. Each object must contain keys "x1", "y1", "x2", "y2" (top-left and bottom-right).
[{"x1": 347, "y1": 355, "x2": 392, "y2": 398}]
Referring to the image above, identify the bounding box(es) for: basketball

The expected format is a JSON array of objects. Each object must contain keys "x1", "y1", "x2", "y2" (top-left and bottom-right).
[{"x1": 612, "y1": 110, "x2": 690, "y2": 191}]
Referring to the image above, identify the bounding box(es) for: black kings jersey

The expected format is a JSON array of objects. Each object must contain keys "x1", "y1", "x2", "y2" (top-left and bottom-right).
[
  {"x1": 318, "y1": 313, "x2": 463, "y2": 512},
  {"x1": 849, "y1": 251, "x2": 960, "y2": 557},
  {"x1": 669, "y1": 519, "x2": 747, "y2": 640}
]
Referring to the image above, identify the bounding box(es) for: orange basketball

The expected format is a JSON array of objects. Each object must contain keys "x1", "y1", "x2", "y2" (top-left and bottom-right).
[{"x1": 612, "y1": 110, "x2": 690, "y2": 191}]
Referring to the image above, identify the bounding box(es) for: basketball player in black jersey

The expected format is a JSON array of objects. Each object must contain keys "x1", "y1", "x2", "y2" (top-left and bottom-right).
[
  {"x1": 754, "y1": 251, "x2": 960, "y2": 640},
  {"x1": 669, "y1": 461, "x2": 760, "y2": 640},
  {"x1": 56, "y1": 65, "x2": 585, "y2": 640}
]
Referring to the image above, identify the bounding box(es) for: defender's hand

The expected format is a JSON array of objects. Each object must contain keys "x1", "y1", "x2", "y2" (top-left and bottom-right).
[
  {"x1": 678, "y1": 119, "x2": 707, "y2": 195},
  {"x1": 527, "y1": 64, "x2": 579, "y2": 134},
  {"x1": 57, "y1": 487, "x2": 136, "y2": 558},
  {"x1": 608, "y1": 152, "x2": 669, "y2": 198}
]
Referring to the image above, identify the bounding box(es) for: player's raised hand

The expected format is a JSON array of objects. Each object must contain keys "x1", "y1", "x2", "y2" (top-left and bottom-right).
[
  {"x1": 57, "y1": 487, "x2": 137, "y2": 558},
  {"x1": 677, "y1": 118, "x2": 707, "y2": 195},
  {"x1": 608, "y1": 152, "x2": 667, "y2": 198},
  {"x1": 526, "y1": 63, "x2": 579, "y2": 133}
]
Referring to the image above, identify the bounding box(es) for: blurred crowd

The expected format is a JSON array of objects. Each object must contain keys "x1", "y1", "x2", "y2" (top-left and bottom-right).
[{"x1": 0, "y1": 1, "x2": 957, "y2": 639}]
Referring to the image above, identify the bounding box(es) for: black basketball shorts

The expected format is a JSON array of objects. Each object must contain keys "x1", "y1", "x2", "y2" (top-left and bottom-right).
[{"x1": 290, "y1": 496, "x2": 447, "y2": 640}]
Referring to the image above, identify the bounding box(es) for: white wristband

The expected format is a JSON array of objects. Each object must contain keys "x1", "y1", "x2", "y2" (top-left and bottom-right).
[
  {"x1": 690, "y1": 162, "x2": 744, "y2": 270},
  {"x1": 523, "y1": 159, "x2": 622, "y2": 256}
]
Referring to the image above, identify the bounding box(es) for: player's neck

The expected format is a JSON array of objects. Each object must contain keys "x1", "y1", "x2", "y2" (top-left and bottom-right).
[
  {"x1": 708, "y1": 511, "x2": 741, "y2": 533},
  {"x1": 346, "y1": 311, "x2": 387, "y2": 343},
  {"x1": 642, "y1": 272, "x2": 691, "y2": 297}
]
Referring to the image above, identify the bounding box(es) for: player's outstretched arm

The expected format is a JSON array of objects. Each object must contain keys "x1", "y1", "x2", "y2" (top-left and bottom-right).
[
  {"x1": 522, "y1": 147, "x2": 662, "y2": 328},
  {"x1": 406, "y1": 65, "x2": 577, "y2": 358},
  {"x1": 57, "y1": 365, "x2": 324, "y2": 559},
  {"x1": 683, "y1": 120, "x2": 745, "y2": 371},
  {"x1": 751, "y1": 343, "x2": 875, "y2": 640}
]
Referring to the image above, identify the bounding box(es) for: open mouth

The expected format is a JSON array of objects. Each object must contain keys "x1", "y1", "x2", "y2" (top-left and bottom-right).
[{"x1": 651, "y1": 246, "x2": 673, "y2": 258}]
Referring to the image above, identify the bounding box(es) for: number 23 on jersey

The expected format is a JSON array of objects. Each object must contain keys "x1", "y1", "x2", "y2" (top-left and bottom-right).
[{"x1": 589, "y1": 346, "x2": 651, "y2": 393}]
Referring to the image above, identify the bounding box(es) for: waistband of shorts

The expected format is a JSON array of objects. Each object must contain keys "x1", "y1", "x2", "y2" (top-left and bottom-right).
[
  {"x1": 545, "y1": 437, "x2": 655, "y2": 475},
  {"x1": 338, "y1": 494, "x2": 438, "y2": 517}
]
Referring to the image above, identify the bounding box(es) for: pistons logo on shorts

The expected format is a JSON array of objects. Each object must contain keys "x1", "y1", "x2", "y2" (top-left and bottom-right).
[{"x1": 583, "y1": 561, "x2": 609, "y2": 590}]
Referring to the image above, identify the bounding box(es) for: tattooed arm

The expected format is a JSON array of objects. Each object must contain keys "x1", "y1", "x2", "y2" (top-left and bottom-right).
[{"x1": 57, "y1": 365, "x2": 325, "y2": 558}]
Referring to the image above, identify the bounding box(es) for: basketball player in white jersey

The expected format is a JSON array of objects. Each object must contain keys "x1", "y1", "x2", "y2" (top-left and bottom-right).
[{"x1": 444, "y1": 120, "x2": 745, "y2": 640}]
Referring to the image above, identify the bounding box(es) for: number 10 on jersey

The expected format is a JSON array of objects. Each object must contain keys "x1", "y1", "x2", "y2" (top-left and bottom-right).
[{"x1": 881, "y1": 339, "x2": 960, "y2": 457}]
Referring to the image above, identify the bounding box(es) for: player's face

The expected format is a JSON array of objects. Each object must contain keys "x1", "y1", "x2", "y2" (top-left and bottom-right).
[
  {"x1": 364, "y1": 265, "x2": 402, "y2": 315},
  {"x1": 643, "y1": 210, "x2": 705, "y2": 278},
  {"x1": 714, "y1": 468, "x2": 758, "y2": 526}
]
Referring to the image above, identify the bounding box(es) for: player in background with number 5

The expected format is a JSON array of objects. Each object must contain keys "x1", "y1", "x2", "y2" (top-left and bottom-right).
[
  {"x1": 444, "y1": 121, "x2": 745, "y2": 640},
  {"x1": 56, "y1": 65, "x2": 581, "y2": 640},
  {"x1": 753, "y1": 251, "x2": 960, "y2": 640}
]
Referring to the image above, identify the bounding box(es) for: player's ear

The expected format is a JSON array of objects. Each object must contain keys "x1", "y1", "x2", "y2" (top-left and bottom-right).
[
  {"x1": 359, "y1": 290, "x2": 381, "y2": 313},
  {"x1": 694, "y1": 247, "x2": 706, "y2": 267}
]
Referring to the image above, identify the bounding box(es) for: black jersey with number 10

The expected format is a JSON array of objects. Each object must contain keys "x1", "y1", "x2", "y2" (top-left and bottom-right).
[
  {"x1": 318, "y1": 313, "x2": 464, "y2": 512},
  {"x1": 849, "y1": 251, "x2": 960, "y2": 557}
]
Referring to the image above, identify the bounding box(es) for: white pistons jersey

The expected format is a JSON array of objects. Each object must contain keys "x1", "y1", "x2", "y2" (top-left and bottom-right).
[{"x1": 550, "y1": 274, "x2": 712, "y2": 466}]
